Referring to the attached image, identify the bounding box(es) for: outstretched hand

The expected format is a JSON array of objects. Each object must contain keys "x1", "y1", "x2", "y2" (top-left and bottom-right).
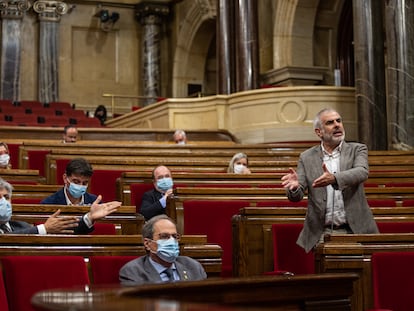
[
  {"x1": 88, "y1": 195, "x2": 121, "y2": 221},
  {"x1": 281, "y1": 168, "x2": 299, "y2": 190},
  {"x1": 44, "y1": 209, "x2": 79, "y2": 234},
  {"x1": 312, "y1": 163, "x2": 336, "y2": 188}
]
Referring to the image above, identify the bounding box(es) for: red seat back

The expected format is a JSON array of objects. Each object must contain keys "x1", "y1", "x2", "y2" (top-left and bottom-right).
[
  {"x1": 55, "y1": 158, "x2": 71, "y2": 184},
  {"x1": 0, "y1": 268, "x2": 9, "y2": 311},
  {"x1": 89, "y1": 256, "x2": 137, "y2": 284},
  {"x1": 130, "y1": 183, "x2": 155, "y2": 213},
  {"x1": 27, "y1": 150, "x2": 50, "y2": 177},
  {"x1": 183, "y1": 200, "x2": 248, "y2": 277},
  {"x1": 271, "y1": 223, "x2": 314, "y2": 275},
  {"x1": 371, "y1": 252, "x2": 414, "y2": 311},
  {"x1": 1, "y1": 256, "x2": 89, "y2": 311},
  {"x1": 377, "y1": 222, "x2": 414, "y2": 233},
  {"x1": 90, "y1": 223, "x2": 117, "y2": 235},
  {"x1": 90, "y1": 169, "x2": 133, "y2": 202}
]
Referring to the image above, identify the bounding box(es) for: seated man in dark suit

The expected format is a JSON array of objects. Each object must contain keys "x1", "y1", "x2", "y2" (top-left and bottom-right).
[
  {"x1": 119, "y1": 214, "x2": 207, "y2": 285},
  {"x1": 0, "y1": 177, "x2": 79, "y2": 234},
  {"x1": 40, "y1": 157, "x2": 121, "y2": 234},
  {"x1": 140, "y1": 165, "x2": 174, "y2": 221}
]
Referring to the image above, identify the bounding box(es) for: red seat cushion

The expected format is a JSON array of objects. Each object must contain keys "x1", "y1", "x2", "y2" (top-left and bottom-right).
[
  {"x1": 371, "y1": 252, "x2": 414, "y2": 311},
  {"x1": 89, "y1": 256, "x2": 137, "y2": 284},
  {"x1": 1, "y1": 256, "x2": 89, "y2": 311},
  {"x1": 183, "y1": 200, "x2": 248, "y2": 277}
]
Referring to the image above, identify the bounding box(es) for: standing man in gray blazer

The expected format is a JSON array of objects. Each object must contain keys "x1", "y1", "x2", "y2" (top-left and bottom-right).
[
  {"x1": 281, "y1": 108, "x2": 378, "y2": 253},
  {"x1": 119, "y1": 214, "x2": 207, "y2": 286}
]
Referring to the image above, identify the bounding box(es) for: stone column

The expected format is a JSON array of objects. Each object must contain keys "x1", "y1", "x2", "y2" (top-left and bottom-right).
[
  {"x1": 234, "y1": 0, "x2": 260, "y2": 92},
  {"x1": 385, "y1": 0, "x2": 414, "y2": 150},
  {"x1": 33, "y1": 0, "x2": 69, "y2": 104},
  {"x1": 136, "y1": 2, "x2": 169, "y2": 106},
  {"x1": 0, "y1": 0, "x2": 31, "y2": 100},
  {"x1": 217, "y1": 0, "x2": 235, "y2": 95},
  {"x1": 352, "y1": 0, "x2": 387, "y2": 150}
]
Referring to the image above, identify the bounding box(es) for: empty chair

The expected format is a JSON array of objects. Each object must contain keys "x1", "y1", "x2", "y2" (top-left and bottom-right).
[
  {"x1": 1, "y1": 256, "x2": 89, "y2": 311},
  {"x1": 183, "y1": 199, "x2": 248, "y2": 277},
  {"x1": 89, "y1": 256, "x2": 137, "y2": 284},
  {"x1": 269, "y1": 223, "x2": 314, "y2": 275},
  {"x1": 370, "y1": 252, "x2": 414, "y2": 311}
]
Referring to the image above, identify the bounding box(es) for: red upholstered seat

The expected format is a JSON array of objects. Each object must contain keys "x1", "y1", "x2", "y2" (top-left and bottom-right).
[
  {"x1": 377, "y1": 222, "x2": 414, "y2": 233},
  {"x1": 90, "y1": 169, "x2": 135, "y2": 202},
  {"x1": 130, "y1": 183, "x2": 156, "y2": 213},
  {"x1": 90, "y1": 223, "x2": 117, "y2": 235},
  {"x1": 89, "y1": 256, "x2": 137, "y2": 284},
  {"x1": 0, "y1": 267, "x2": 9, "y2": 311},
  {"x1": 371, "y1": 252, "x2": 414, "y2": 311},
  {"x1": 269, "y1": 223, "x2": 314, "y2": 275},
  {"x1": 1, "y1": 256, "x2": 89, "y2": 311},
  {"x1": 5, "y1": 143, "x2": 20, "y2": 169},
  {"x1": 367, "y1": 199, "x2": 397, "y2": 207},
  {"x1": 183, "y1": 200, "x2": 248, "y2": 277},
  {"x1": 55, "y1": 158, "x2": 71, "y2": 184},
  {"x1": 27, "y1": 149, "x2": 51, "y2": 177},
  {"x1": 402, "y1": 200, "x2": 414, "y2": 207}
]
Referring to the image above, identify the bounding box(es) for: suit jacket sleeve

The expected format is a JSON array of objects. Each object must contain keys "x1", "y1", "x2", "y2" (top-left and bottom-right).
[
  {"x1": 140, "y1": 189, "x2": 165, "y2": 220},
  {"x1": 9, "y1": 221, "x2": 39, "y2": 234}
]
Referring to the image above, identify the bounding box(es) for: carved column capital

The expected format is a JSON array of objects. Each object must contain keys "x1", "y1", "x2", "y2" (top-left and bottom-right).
[
  {"x1": 0, "y1": 0, "x2": 31, "y2": 19},
  {"x1": 135, "y1": 2, "x2": 169, "y2": 25},
  {"x1": 33, "y1": 0, "x2": 69, "y2": 22}
]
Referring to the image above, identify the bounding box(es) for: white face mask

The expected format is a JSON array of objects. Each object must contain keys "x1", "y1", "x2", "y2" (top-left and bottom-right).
[
  {"x1": 234, "y1": 164, "x2": 246, "y2": 174},
  {"x1": 0, "y1": 154, "x2": 10, "y2": 167}
]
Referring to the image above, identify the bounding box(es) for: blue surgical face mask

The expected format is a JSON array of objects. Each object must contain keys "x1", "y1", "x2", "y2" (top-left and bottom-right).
[
  {"x1": 156, "y1": 177, "x2": 174, "y2": 192},
  {"x1": 0, "y1": 197, "x2": 12, "y2": 223},
  {"x1": 68, "y1": 182, "x2": 87, "y2": 198},
  {"x1": 153, "y1": 238, "x2": 180, "y2": 263}
]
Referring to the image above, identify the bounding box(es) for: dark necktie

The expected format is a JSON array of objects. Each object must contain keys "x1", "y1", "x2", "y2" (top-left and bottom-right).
[
  {"x1": 0, "y1": 223, "x2": 10, "y2": 233},
  {"x1": 164, "y1": 268, "x2": 175, "y2": 282}
]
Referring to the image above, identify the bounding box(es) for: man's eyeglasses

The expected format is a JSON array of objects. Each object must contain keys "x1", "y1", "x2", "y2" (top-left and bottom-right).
[{"x1": 157, "y1": 233, "x2": 180, "y2": 240}]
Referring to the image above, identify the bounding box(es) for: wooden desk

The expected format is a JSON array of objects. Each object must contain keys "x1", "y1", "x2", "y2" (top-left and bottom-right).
[
  {"x1": 31, "y1": 273, "x2": 358, "y2": 311},
  {"x1": 315, "y1": 233, "x2": 414, "y2": 311},
  {"x1": 232, "y1": 206, "x2": 414, "y2": 278},
  {"x1": 11, "y1": 204, "x2": 143, "y2": 235}
]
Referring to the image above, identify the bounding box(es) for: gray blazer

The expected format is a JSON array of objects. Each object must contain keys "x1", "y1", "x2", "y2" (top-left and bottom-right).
[
  {"x1": 119, "y1": 255, "x2": 207, "y2": 286},
  {"x1": 287, "y1": 141, "x2": 378, "y2": 252}
]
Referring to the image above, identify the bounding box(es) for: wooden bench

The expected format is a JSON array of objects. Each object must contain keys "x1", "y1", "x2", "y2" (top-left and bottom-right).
[
  {"x1": 232, "y1": 206, "x2": 414, "y2": 279},
  {"x1": 31, "y1": 272, "x2": 358, "y2": 311},
  {"x1": 0, "y1": 168, "x2": 45, "y2": 184},
  {"x1": 315, "y1": 233, "x2": 414, "y2": 311},
  {"x1": 0, "y1": 126, "x2": 238, "y2": 142},
  {"x1": 11, "y1": 204, "x2": 143, "y2": 235},
  {"x1": 0, "y1": 234, "x2": 222, "y2": 277},
  {"x1": 11, "y1": 184, "x2": 62, "y2": 203},
  {"x1": 117, "y1": 170, "x2": 414, "y2": 206}
]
